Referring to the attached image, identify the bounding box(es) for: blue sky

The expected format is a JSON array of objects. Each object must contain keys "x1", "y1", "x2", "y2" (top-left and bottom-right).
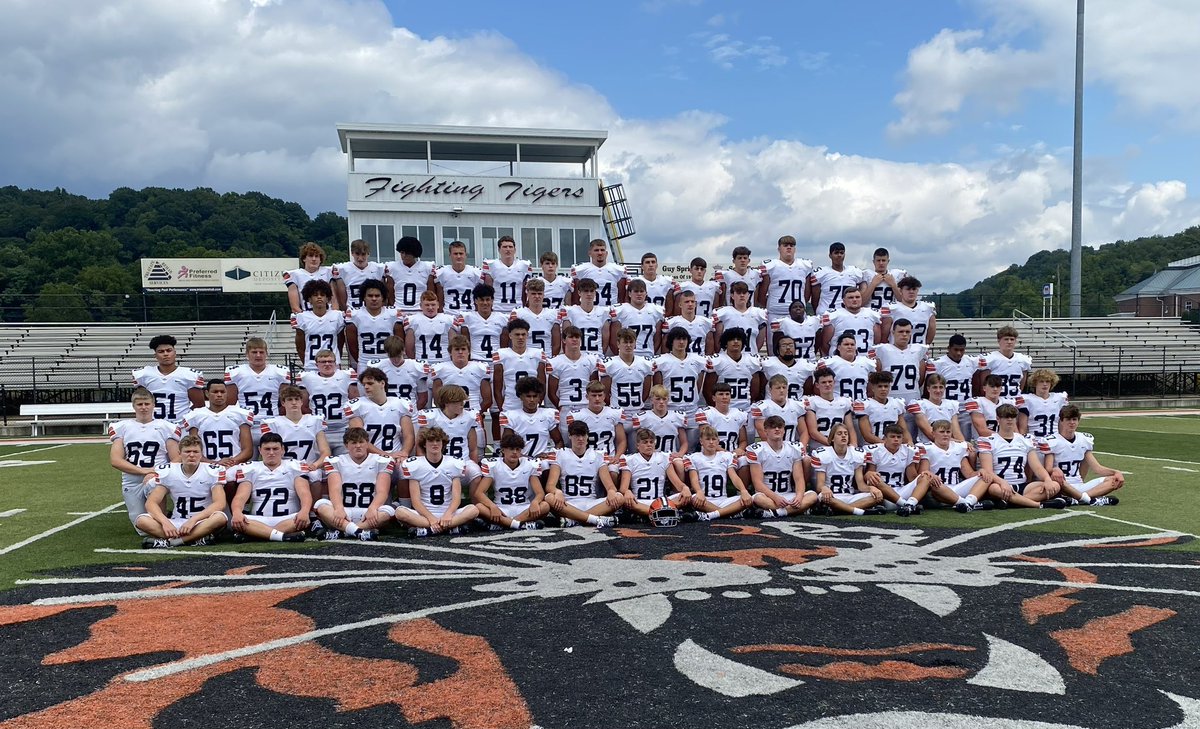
[{"x1": 0, "y1": 0, "x2": 1197, "y2": 290}]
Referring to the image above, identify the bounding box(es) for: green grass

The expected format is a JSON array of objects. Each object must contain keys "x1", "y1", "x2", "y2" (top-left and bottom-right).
[{"x1": 1, "y1": 413, "x2": 1197, "y2": 589}]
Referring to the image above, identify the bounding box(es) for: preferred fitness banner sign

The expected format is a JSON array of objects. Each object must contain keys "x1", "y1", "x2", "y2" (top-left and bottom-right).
[{"x1": 142, "y1": 258, "x2": 294, "y2": 293}]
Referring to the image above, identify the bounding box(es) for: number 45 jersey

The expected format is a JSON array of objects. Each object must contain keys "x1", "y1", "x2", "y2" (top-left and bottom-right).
[{"x1": 152, "y1": 463, "x2": 227, "y2": 523}]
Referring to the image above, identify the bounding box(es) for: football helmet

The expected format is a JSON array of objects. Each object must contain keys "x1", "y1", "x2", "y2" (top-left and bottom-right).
[{"x1": 648, "y1": 497, "x2": 680, "y2": 528}]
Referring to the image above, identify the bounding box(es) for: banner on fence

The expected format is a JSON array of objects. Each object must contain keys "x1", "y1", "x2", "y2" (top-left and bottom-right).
[{"x1": 141, "y1": 258, "x2": 294, "y2": 293}]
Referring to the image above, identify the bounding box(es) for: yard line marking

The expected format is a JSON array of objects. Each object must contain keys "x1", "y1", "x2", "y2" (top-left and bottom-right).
[
  {"x1": 94, "y1": 547, "x2": 503, "y2": 571},
  {"x1": 0, "y1": 443, "x2": 69, "y2": 459},
  {"x1": 1087, "y1": 424, "x2": 1197, "y2": 435},
  {"x1": 994, "y1": 561, "x2": 1200, "y2": 570},
  {"x1": 67, "y1": 511, "x2": 126, "y2": 516},
  {"x1": 19, "y1": 568, "x2": 479, "y2": 585},
  {"x1": 922, "y1": 510, "x2": 1082, "y2": 553},
  {"x1": 0, "y1": 509, "x2": 26, "y2": 518},
  {"x1": 1079, "y1": 510, "x2": 1200, "y2": 540},
  {"x1": 0, "y1": 502, "x2": 123, "y2": 556},
  {"x1": 124, "y1": 592, "x2": 531, "y2": 683},
  {"x1": 1000, "y1": 577, "x2": 1200, "y2": 598},
  {"x1": 1096, "y1": 451, "x2": 1200, "y2": 466},
  {"x1": 975, "y1": 531, "x2": 1184, "y2": 560},
  {"x1": 1163, "y1": 466, "x2": 1199, "y2": 473}
]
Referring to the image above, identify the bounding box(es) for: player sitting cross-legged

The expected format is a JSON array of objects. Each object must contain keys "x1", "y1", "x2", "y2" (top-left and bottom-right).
[
  {"x1": 314, "y1": 427, "x2": 398, "y2": 542},
  {"x1": 230, "y1": 432, "x2": 313, "y2": 542},
  {"x1": 680, "y1": 425, "x2": 753, "y2": 521},
  {"x1": 811, "y1": 422, "x2": 886, "y2": 516},
  {"x1": 399, "y1": 427, "x2": 481, "y2": 537},
  {"x1": 1042, "y1": 404, "x2": 1124, "y2": 507},
  {"x1": 745, "y1": 415, "x2": 816, "y2": 519},
  {"x1": 619, "y1": 427, "x2": 692, "y2": 520},
  {"x1": 975, "y1": 403, "x2": 1067, "y2": 509},
  {"x1": 474, "y1": 433, "x2": 549, "y2": 530},
  {"x1": 543, "y1": 420, "x2": 622, "y2": 528},
  {"x1": 135, "y1": 434, "x2": 229, "y2": 549}
]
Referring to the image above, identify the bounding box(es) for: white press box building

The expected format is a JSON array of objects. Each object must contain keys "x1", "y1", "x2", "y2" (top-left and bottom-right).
[{"x1": 337, "y1": 123, "x2": 633, "y2": 268}]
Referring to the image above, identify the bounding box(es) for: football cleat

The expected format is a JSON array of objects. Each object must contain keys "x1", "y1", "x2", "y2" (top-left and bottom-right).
[
  {"x1": 594, "y1": 516, "x2": 618, "y2": 529},
  {"x1": 911, "y1": 503, "x2": 925, "y2": 515},
  {"x1": 307, "y1": 521, "x2": 326, "y2": 538},
  {"x1": 409, "y1": 527, "x2": 431, "y2": 538},
  {"x1": 282, "y1": 532, "x2": 307, "y2": 542},
  {"x1": 647, "y1": 497, "x2": 680, "y2": 528},
  {"x1": 320, "y1": 529, "x2": 342, "y2": 541},
  {"x1": 1041, "y1": 497, "x2": 1069, "y2": 509},
  {"x1": 896, "y1": 504, "x2": 913, "y2": 517},
  {"x1": 357, "y1": 529, "x2": 378, "y2": 541},
  {"x1": 953, "y1": 502, "x2": 971, "y2": 514},
  {"x1": 1092, "y1": 495, "x2": 1118, "y2": 506},
  {"x1": 191, "y1": 535, "x2": 216, "y2": 547},
  {"x1": 680, "y1": 511, "x2": 700, "y2": 523},
  {"x1": 520, "y1": 520, "x2": 545, "y2": 530},
  {"x1": 862, "y1": 506, "x2": 887, "y2": 516},
  {"x1": 560, "y1": 518, "x2": 580, "y2": 528},
  {"x1": 145, "y1": 539, "x2": 172, "y2": 550},
  {"x1": 973, "y1": 500, "x2": 995, "y2": 511}
]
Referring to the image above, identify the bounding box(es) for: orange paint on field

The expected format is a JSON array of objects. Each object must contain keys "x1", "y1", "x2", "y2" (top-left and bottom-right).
[
  {"x1": 1011, "y1": 555, "x2": 1097, "y2": 584},
  {"x1": 614, "y1": 528, "x2": 678, "y2": 539},
  {"x1": 1084, "y1": 536, "x2": 1180, "y2": 549},
  {"x1": 225, "y1": 565, "x2": 265, "y2": 575},
  {"x1": 1050, "y1": 605, "x2": 1176, "y2": 675},
  {"x1": 0, "y1": 604, "x2": 89, "y2": 628},
  {"x1": 1022, "y1": 587, "x2": 1082, "y2": 625},
  {"x1": 614, "y1": 554, "x2": 642, "y2": 559},
  {"x1": 778, "y1": 660, "x2": 969, "y2": 682},
  {"x1": 710, "y1": 524, "x2": 779, "y2": 539},
  {"x1": 664, "y1": 547, "x2": 837, "y2": 568}
]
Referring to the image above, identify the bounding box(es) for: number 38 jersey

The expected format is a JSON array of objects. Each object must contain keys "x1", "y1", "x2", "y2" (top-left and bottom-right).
[
  {"x1": 235, "y1": 459, "x2": 308, "y2": 518},
  {"x1": 326, "y1": 454, "x2": 393, "y2": 510},
  {"x1": 544, "y1": 447, "x2": 608, "y2": 499},
  {"x1": 809, "y1": 446, "x2": 865, "y2": 494},
  {"x1": 619, "y1": 451, "x2": 673, "y2": 502},
  {"x1": 481, "y1": 457, "x2": 540, "y2": 507},
  {"x1": 401, "y1": 455, "x2": 464, "y2": 509},
  {"x1": 683, "y1": 450, "x2": 736, "y2": 498},
  {"x1": 745, "y1": 441, "x2": 805, "y2": 494},
  {"x1": 110, "y1": 418, "x2": 176, "y2": 489},
  {"x1": 152, "y1": 463, "x2": 226, "y2": 520}
]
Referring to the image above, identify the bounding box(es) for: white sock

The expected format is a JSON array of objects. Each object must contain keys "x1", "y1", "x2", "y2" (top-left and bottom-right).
[
  {"x1": 964, "y1": 495, "x2": 978, "y2": 506},
  {"x1": 269, "y1": 530, "x2": 284, "y2": 542},
  {"x1": 585, "y1": 515, "x2": 600, "y2": 525},
  {"x1": 699, "y1": 511, "x2": 719, "y2": 521},
  {"x1": 773, "y1": 508, "x2": 788, "y2": 517},
  {"x1": 509, "y1": 519, "x2": 523, "y2": 530},
  {"x1": 1078, "y1": 493, "x2": 1092, "y2": 504},
  {"x1": 906, "y1": 497, "x2": 919, "y2": 506},
  {"x1": 852, "y1": 508, "x2": 865, "y2": 516},
  {"x1": 343, "y1": 522, "x2": 360, "y2": 536}
]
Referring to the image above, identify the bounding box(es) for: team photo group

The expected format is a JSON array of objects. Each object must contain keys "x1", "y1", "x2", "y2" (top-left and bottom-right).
[{"x1": 111, "y1": 233, "x2": 1126, "y2": 548}]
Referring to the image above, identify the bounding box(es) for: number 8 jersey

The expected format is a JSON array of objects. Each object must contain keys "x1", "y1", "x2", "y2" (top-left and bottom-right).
[{"x1": 400, "y1": 455, "x2": 463, "y2": 510}]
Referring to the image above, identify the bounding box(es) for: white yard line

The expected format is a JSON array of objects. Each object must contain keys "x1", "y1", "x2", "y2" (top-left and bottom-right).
[
  {"x1": 0, "y1": 443, "x2": 69, "y2": 459},
  {"x1": 1079, "y1": 510, "x2": 1200, "y2": 540},
  {"x1": 1096, "y1": 451, "x2": 1200, "y2": 466},
  {"x1": 0, "y1": 502, "x2": 124, "y2": 555}
]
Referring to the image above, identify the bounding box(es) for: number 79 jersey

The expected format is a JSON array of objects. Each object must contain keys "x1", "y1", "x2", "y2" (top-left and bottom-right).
[{"x1": 401, "y1": 455, "x2": 464, "y2": 509}]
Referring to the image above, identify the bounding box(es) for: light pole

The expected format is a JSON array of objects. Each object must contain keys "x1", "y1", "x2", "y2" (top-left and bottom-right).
[{"x1": 1069, "y1": 0, "x2": 1084, "y2": 318}]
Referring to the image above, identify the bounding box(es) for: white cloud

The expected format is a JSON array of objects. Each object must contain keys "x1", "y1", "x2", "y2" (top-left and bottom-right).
[
  {"x1": 891, "y1": 0, "x2": 1200, "y2": 137},
  {"x1": 694, "y1": 32, "x2": 788, "y2": 70},
  {"x1": 1, "y1": 0, "x2": 1197, "y2": 294}
]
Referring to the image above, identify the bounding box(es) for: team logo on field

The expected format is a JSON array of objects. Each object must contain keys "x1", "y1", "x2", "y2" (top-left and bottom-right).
[{"x1": 1, "y1": 513, "x2": 1196, "y2": 728}]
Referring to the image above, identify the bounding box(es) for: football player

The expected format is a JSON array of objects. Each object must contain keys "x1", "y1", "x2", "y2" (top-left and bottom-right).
[
  {"x1": 680, "y1": 425, "x2": 753, "y2": 521},
  {"x1": 474, "y1": 433, "x2": 548, "y2": 530},
  {"x1": 570, "y1": 238, "x2": 626, "y2": 308},
  {"x1": 132, "y1": 334, "x2": 205, "y2": 425},
  {"x1": 1042, "y1": 405, "x2": 1124, "y2": 506},
  {"x1": 284, "y1": 242, "x2": 333, "y2": 314},
  {"x1": 315, "y1": 427, "x2": 396, "y2": 541},
  {"x1": 388, "y1": 235, "x2": 435, "y2": 314},
  {"x1": 110, "y1": 387, "x2": 179, "y2": 532},
  {"x1": 481, "y1": 234, "x2": 533, "y2": 314},
  {"x1": 135, "y1": 434, "x2": 229, "y2": 548},
  {"x1": 499, "y1": 377, "x2": 562, "y2": 459},
  {"x1": 511, "y1": 277, "x2": 561, "y2": 356},
  {"x1": 809, "y1": 240, "x2": 863, "y2": 313},
  {"x1": 663, "y1": 289, "x2": 715, "y2": 355},
  {"x1": 652, "y1": 326, "x2": 709, "y2": 450},
  {"x1": 612, "y1": 278, "x2": 665, "y2": 357},
  {"x1": 863, "y1": 424, "x2": 929, "y2": 516},
  {"x1": 176, "y1": 380, "x2": 253, "y2": 467},
  {"x1": 1018, "y1": 369, "x2": 1069, "y2": 439},
  {"x1": 561, "y1": 277, "x2": 613, "y2": 356},
  {"x1": 705, "y1": 329, "x2": 763, "y2": 413},
  {"x1": 854, "y1": 371, "x2": 913, "y2": 445},
  {"x1": 401, "y1": 427, "x2": 482, "y2": 536},
  {"x1": 760, "y1": 234, "x2": 814, "y2": 327},
  {"x1": 332, "y1": 238, "x2": 388, "y2": 310},
  {"x1": 678, "y1": 256, "x2": 720, "y2": 319},
  {"x1": 543, "y1": 420, "x2": 622, "y2": 528},
  {"x1": 805, "y1": 366, "x2": 857, "y2": 449},
  {"x1": 978, "y1": 325, "x2": 1032, "y2": 399},
  {"x1": 745, "y1": 415, "x2": 815, "y2": 518},
  {"x1": 619, "y1": 428, "x2": 691, "y2": 518},
  {"x1": 297, "y1": 349, "x2": 357, "y2": 455},
  {"x1": 224, "y1": 337, "x2": 289, "y2": 422},
  {"x1": 975, "y1": 404, "x2": 1067, "y2": 508},
  {"x1": 434, "y1": 239, "x2": 482, "y2": 314},
  {"x1": 404, "y1": 290, "x2": 459, "y2": 366},
  {"x1": 292, "y1": 279, "x2": 344, "y2": 371},
  {"x1": 811, "y1": 423, "x2": 884, "y2": 516},
  {"x1": 633, "y1": 251, "x2": 677, "y2": 313},
  {"x1": 751, "y1": 374, "x2": 808, "y2": 445},
  {"x1": 230, "y1": 432, "x2": 312, "y2": 542}
]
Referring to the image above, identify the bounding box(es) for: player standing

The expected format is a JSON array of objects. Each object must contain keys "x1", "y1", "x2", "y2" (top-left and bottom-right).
[
  {"x1": 481, "y1": 235, "x2": 532, "y2": 314},
  {"x1": 132, "y1": 334, "x2": 205, "y2": 425},
  {"x1": 292, "y1": 279, "x2": 345, "y2": 371},
  {"x1": 434, "y1": 240, "x2": 482, "y2": 314},
  {"x1": 809, "y1": 241, "x2": 863, "y2": 313},
  {"x1": 344, "y1": 278, "x2": 403, "y2": 368},
  {"x1": 332, "y1": 239, "x2": 388, "y2": 309},
  {"x1": 284, "y1": 242, "x2": 334, "y2": 314},
  {"x1": 571, "y1": 238, "x2": 626, "y2": 308},
  {"x1": 388, "y1": 236, "x2": 436, "y2": 314}
]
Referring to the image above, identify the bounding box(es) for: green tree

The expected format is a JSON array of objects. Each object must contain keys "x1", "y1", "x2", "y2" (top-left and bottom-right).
[{"x1": 26, "y1": 282, "x2": 90, "y2": 322}]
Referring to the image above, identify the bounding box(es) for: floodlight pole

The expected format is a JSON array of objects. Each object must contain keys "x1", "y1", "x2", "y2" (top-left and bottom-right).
[{"x1": 1069, "y1": 0, "x2": 1084, "y2": 318}]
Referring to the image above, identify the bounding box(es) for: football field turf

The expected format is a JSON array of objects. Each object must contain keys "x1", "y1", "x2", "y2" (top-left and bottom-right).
[{"x1": 1, "y1": 415, "x2": 1198, "y2": 728}]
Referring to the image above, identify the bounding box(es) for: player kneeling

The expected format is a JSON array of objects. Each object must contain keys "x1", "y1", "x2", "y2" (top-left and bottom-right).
[
  {"x1": 398, "y1": 427, "x2": 481, "y2": 537},
  {"x1": 543, "y1": 420, "x2": 621, "y2": 528},
  {"x1": 136, "y1": 434, "x2": 229, "y2": 549},
  {"x1": 681, "y1": 425, "x2": 753, "y2": 521},
  {"x1": 811, "y1": 423, "x2": 885, "y2": 516},
  {"x1": 619, "y1": 427, "x2": 692, "y2": 520},
  {"x1": 315, "y1": 427, "x2": 397, "y2": 541},
  {"x1": 1043, "y1": 405, "x2": 1124, "y2": 506},
  {"x1": 230, "y1": 432, "x2": 313, "y2": 542},
  {"x1": 474, "y1": 433, "x2": 548, "y2": 530}
]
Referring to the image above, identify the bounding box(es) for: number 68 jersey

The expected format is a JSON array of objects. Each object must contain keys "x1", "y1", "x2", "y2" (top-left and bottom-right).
[{"x1": 324, "y1": 453, "x2": 393, "y2": 515}]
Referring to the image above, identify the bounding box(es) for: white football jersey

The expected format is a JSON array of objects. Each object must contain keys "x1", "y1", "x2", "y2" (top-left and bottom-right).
[
  {"x1": 132, "y1": 365, "x2": 205, "y2": 424},
  {"x1": 179, "y1": 405, "x2": 252, "y2": 462},
  {"x1": 678, "y1": 279, "x2": 721, "y2": 318},
  {"x1": 745, "y1": 440, "x2": 806, "y2": 494},
  {"x1": 863, "y1": 268, "x2": 908, "y2": 311},
  {"x1": 811, "y1": 265, "x2": 864, "y2": 312},
  {"x1": 547, "y1": 352, "x2": 598, "y2": 410},
  {"x1": 872, "y1": 343, "x2": 929, "y2": 402},
  {"x1": 933, "y1": 353, "x2": 987, "y2": 404},
  {"x1": 153, "y1": 463, "x2": 226, "y2": 520},
  {"x1": 401, "y1": 455, "x2": 464, "y2": 509},
  {"x1": 864, "y1": 443, "x2": 918, "y2": 490},
  {"x1": 500, "y1": 407, "x2": 560, "y2": 457},
  {"x1": 460, "y1": 311, "x2": 509, "y2": 362},
  {"x1": 598, "y1": 355, "x2": 653, "y2": 414},
  {"x1": 714, "y1": 306, "x2": 767, "y2": 349},
  {"x1": 663, "y1": 314, "x2": 715, "y2": 355},
  {"x1": 291, "y1": 310, "x2": 345, "y2": 370},
  {"x1": 652, "y1": 352, "x2": 708, "y2": 416},
  {"x1": 819, "y1": 355, "x2": 877, "y2": 401},
  {"x1": 493, "y1": 346, "x2": 547, "y2": 406},
  {"x1": 695, "y1": 406, "x2": 749, "y2": 452},
  {"x1": 510, "y1": 306, "x2": 559, "y2": 354},
  {"x1": 964, "y1": 396, "x2": 1017, "y2": 434},
  {"x1": 1018, "y1": 392, "x2": 1069, "y2": 439},
  {"x1": 283, "y1": 267, "x2": 334, "y2": 311},
  {"x1": 805, "y1": 394, "x2": 854, "y2": 438},
  {"x1": 715, "y1": 266, "x2": 763, "y2": 294},
  {"x1": 750, "y1": 398, "x2": 806, "y2": 443},
  {"x1": 405, "y1": 312, "x2": 460, "y2": 364},
  {"x1": 561, "y1": 305, "x2": 613, "y2": 354},
  {"x1": 1042, "y1": 431, "x2": 1095, "y2": 486},
  {"x1": 481, "y1": 456, "x2": 540, "y2": 507},
  {"x1": 546, "y1": 447, "x2": 608, "y2": 499},
  {"x1": 331, "y1": 261, "x2": 387, "y2": 308},
  {"x1": 224, "y1": 363, "x2": 289, "y2": 418},
  {"x1": 635, "y1": 276, "x2": 676, "y2": 309},
  {"x1": 619, "y1": 451, "x2": 673, "y2": 501},
  {"x1": 571, "y1": 261, "x2": 626, "y2": 308},
  {"x1": 346, "y1": 396, "x2": 414, "y2": 452},
  {"x1": 567, "y1": 406, "x2": 625, "y2": 456},
  {"x1": 416, "y1": 407, "x2": 480, "y2": 460},
  {"x1": 613, "y1": 302, "x2": 665, "y2": 356},
  {"x1": 236, "y1": 459, "x2": 307, "y2": 518},
  {"x1": 977, "y1": 433, "x2": 1041, "y2": 484},
  {"x1": 809, "y1": 446, "x2": 865, "y2": 494},
  {"x1": 921, "y1": 440, "x2": 972, "y2": 485},
  {"x1": 430, "y1": 360, "x2": 491, "y2": 411},
  {"x1": 907, "y1": 399, "x2": 960, "y2": 443},
  {"x1": 822, "y1": 307, "x2": 880, "y2": 355},
  {"x1": 853, "y1": 397, "x2": 908, "y2": 440},
  {"x1": 707, "y1": 352, "x2": 762, "y2": 411},
  {"x1": 435, "y1": 264, "x2": 482, "y2": 313},
  {"x1": 770, "y1": 317, "x2": 822, "y2": 361},
  {"x1": 629, "y1": 409, "x2": 686, "y2": 453},
  {"x1": 325, "y1": 453, "x2": 393, "y2": 509},
  {"x1": 984, "y1": 351, "x2": 1033, "y2": 398},
  {"x1": 298, "y1": 369, "x2": 355, "y2": 437},
  {"x1": 482, "y1": 258, "x2": 533, "y2": 313},
  {"x1": 386, "y1": 259, "x2": 434, "y2": 312},
  {"x1": 345, "y1": 306, "x2": 401, "y2": 362},
  {"x1": 260, "y1": 414, "x2": 326, "y2": 464},
  {"x1": 762, "y1": 257, "x2": 815, "y2": 317},
  {"x1": 684, "y1": 450, "x2": 737, "y2": 498},
  {"x1": 110, "y1": 418, "x2": 175, "y2": 489},
  {"x1": 532, "y1": 274, "x2": 573, "y2": 310},
  {"x1": 361, "y1": 357, "x2": 428, "y2": 402},
  {"x1": 883, "y1": 300, "x2": 937, "y2": 345},
  {"x1": 761, "y1": 357, "x2": 816, "y2": 401}
]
